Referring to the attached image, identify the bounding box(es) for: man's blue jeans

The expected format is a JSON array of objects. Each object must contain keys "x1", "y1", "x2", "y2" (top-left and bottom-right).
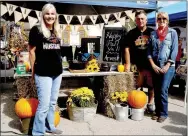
[
  {"x1": 32, "y1": 74, "x2": 62, "y2": 135},
  {"x1": 153, "y1": 66, "x2": 175, "y2": 118}
]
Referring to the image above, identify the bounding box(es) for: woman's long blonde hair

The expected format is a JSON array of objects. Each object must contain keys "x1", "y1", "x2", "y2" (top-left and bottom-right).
[{"x1": 40, "y1": 3, "x2": 61, "y2": 39}]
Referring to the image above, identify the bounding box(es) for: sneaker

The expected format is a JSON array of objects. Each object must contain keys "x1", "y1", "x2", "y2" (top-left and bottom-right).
[
  {"x1": 46, "y1": 129, "x2": 63, "y2": 135},
  {"x1": 147, "y1": 104, "x2": 154, "y2": 113}
]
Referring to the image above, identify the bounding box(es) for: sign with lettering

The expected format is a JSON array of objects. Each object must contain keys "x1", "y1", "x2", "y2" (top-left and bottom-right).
[
  {"x1": 101, "y1": 27, "x2": 124, "y2": 63},
  {"x1": 80, "y1": 38, "x2": 101, "y2": 61},
  {"x1": 81, "y1": 38, "x2": 100, "y2": 53}
]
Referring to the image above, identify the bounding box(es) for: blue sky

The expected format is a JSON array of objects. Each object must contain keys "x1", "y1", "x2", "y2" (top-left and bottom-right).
[{"x1": 147, "y1": 1, "x2": 186, "y2": 19}]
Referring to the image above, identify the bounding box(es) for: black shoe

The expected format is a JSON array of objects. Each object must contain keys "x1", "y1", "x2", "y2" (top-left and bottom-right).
[
  {"x1": 157, "y1": 117, "x2": 167, "y2": 123},
  {"x1": 151, "y1": 115, "x2": 159, "y2": 120},
  {"x1": 46, "y1": 129, "x2": 63, "y2": 135}
]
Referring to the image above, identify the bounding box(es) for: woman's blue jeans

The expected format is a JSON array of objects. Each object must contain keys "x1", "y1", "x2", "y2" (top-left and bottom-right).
[
  {"x1": 153, "y1": 66, "x2": 175, "y2": 118},
  {"x1": 32, "y1": 74, "x2": 62, "y2": 135}
]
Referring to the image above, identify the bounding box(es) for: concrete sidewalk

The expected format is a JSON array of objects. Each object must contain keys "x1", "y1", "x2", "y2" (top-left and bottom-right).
[{"x1": 1, "y1": 88, "x2": 187, "y2": 135}]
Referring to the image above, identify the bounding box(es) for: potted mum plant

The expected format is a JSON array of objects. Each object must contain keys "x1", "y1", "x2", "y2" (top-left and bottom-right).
[{"x1": 66, "y1": 87, "x2": 97, "y2": 122}]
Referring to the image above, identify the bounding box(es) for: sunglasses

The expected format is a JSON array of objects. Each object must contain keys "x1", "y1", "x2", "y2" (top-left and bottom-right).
[{"x1": 157, "y1": 17, "x2": 167, "y2": 21}]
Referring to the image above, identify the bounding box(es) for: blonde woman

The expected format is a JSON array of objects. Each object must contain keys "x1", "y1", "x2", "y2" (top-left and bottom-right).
[
  {"x1": 29, "y1": 3, "x2": 63, "y2": 135},
  {"x1": 148, "y1": 12, "x2": 178, "y2": 123}
]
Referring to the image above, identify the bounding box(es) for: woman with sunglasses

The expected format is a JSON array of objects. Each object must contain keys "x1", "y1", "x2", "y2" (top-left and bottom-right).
[{"x1": 147, "y1": 12, "x2": 178, "y2": 123}]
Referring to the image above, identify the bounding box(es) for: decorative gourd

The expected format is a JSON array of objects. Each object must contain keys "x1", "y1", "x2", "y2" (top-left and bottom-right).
[
  {"x1": 128, "y1": 90, "x2": 147, "y2": 108},
  {"x1": 24, "y1": 62, "x2": 30, "y2": 72},
  {"x1": 54, "y1": 111, "x2": 60, "y2": 127},
  {"x1": 28, "y1": 98, "x2": 39, "y2": 116},
  {"x1": 117, "y1": 64, "x2": 124, "y2": 72},
  {"x1": 15, "y1": 98, "x2": 32, "y2": 118}
]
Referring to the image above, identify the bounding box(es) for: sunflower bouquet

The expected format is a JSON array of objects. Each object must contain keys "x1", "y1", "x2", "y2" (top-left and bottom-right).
[
  {"x1": 86, "y1": 59, "x2": 100, "y2": 72},
  {"x1": 66, "y1": 87, "x2": 96, "y2": 107},
  {"x1": 110, "y1": 91, "x2": 128, "y2": 104}
]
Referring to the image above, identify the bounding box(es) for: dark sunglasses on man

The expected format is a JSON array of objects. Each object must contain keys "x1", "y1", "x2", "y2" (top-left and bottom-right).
[{"x1": 157, "y1": 17, "x2": 167, "y2": 21}]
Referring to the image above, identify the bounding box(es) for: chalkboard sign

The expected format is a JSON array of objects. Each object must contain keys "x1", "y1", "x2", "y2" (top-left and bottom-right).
[{"x1": 101, "y1": 27, "x2": 125, "y2": 63}]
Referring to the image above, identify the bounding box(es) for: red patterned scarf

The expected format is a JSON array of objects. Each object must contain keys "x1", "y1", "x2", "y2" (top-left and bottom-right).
[{"x1": 157, "y1": 26, "x2": 168, "y2": 41}]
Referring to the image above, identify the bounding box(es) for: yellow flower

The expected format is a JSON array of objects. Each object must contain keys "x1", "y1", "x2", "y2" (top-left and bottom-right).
[
  {"x1": 67, "y1": 97, "x2": 72, "y2": 102},
  {"x1": 81, "y1": 96, "x2": 90, "y2": 100},
  {"x1": 110, "y1": 92, "x2": 120, "y2": 100},
  {"x1": 119, "y1": 91, "x2": 128, "y2": 102},
  {"x1": 115, "y1": 92, "x2": 120, "y2": 98},
  {"x1": 120, "y1": 95, "x2": 127, "y2": 102}
]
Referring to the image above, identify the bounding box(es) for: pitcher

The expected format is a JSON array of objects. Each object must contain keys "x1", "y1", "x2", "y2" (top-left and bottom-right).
[{"x1": 107, "y1": 99, "x2": 131, "y2": 121}]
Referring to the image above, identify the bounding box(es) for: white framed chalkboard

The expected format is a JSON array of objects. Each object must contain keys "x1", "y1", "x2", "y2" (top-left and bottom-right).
[{"x1": 100, "y1": 27, "x2": 125, "y2": 63}]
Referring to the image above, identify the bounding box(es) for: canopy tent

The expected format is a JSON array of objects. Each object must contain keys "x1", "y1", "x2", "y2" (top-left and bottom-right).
[
  {"x1": 1, "y1": 1, "x2": 157, "y2": 25},
  {"x1": 147, "y1": 1, "x2": 187, "y2": 27},
  {"x1": 55, "y1": 0, "x2": 157, "y2": 9}
]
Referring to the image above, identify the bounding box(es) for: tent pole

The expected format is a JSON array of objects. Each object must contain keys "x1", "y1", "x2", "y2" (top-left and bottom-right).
[{"x1": 155, "y1": 1, "x2": 158, "y2": 30}]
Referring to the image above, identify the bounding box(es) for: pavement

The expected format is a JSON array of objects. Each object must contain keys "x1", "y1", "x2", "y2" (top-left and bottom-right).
[{"x1": 1, "y1": 86, "x2": 187, "y2": 136}]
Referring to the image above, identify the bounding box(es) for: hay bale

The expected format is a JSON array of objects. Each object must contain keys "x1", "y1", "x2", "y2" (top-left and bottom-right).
[
  {"x1": 101, "y1": 72, "x2": 136, "y2": 118},
  {"x1": 16, "y1": 77, "x2": 37, "y2": 98}
]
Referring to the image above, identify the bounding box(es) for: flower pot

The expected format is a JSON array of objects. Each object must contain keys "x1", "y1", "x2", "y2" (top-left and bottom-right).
[
  {"x1": 20, "y1": 116, "x2": 34, "y2": 134},
  {"x1": 67, "y1": 105, "x2": 97, "y2": 122}
]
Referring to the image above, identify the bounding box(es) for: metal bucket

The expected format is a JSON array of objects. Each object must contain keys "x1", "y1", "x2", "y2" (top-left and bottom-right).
[{"x1": 131, "y1": 108, "x2": 144, "y2": 121}]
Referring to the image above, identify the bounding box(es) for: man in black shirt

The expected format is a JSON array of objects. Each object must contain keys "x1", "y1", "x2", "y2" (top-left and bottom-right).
[{"x1": 124, "y1": 10, "x2": 154, "y2": 113}]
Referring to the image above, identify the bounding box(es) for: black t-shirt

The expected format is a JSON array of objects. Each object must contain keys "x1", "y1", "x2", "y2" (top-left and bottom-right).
[
  {"x1": 125, "y1": 27, "x2": 153, "y2": 70},
  {"x1": 29, "y1": 25, "x2": 63, "y2": 76}
]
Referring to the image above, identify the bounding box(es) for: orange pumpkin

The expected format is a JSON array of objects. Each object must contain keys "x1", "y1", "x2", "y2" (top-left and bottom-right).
[
  {"x1": 128, "y1": 90, "x2": 147, "y2": 108},
  {"x1": 15, "y1": 98, "x2": 33, "y2": 118},
  {"x1": 117, "y1": 64, "x2": 124, "y2": 72},
  {"x1": 54, "y1": 111, "x2": 60, "y2": 127},
  {"x1": 28, "y1": 98, "x2": 39, "y2": 116}
]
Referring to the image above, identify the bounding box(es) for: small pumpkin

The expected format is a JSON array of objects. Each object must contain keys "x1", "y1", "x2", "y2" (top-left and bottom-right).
[
  {"x1": 128, "y1": 90, "x2": 147, "y2": 109},
  {"x1": 15, "y1": 98, "x2": 32, "y2": 118},
  {"x1": 28, "y1": 98, "x2": 39, "y2": 116},
  {"x1": 54, "y1": 111, "x2": 60, "y2": 127},
  {"x1": 117, "y1": 64, "x2": 124, "y2": 72}
]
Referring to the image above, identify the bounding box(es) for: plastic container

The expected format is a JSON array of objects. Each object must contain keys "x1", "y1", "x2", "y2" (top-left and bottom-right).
[{"x1": 16, "y1": 63, "x2": 26, "y2": 75}]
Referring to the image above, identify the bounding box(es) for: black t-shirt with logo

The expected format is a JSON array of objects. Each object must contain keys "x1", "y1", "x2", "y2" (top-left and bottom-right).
[
  {"x1": 125, "y1": 27, "x2": 153, "y2": 70},
  {"x1": 29, "y1": 25, "x2": 62, "y2": 76}
]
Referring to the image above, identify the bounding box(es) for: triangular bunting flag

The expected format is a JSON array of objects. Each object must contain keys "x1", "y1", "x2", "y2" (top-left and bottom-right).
[
  {"x1": 101, "y1": 14, "x2": 110, "y2": 24},
  {"x1": 114, "y1": 12, "x2": 122, "y2": 21},
  {"x1": 119, "y1": 17, "x2": 126, "y2": 26},
  {"x1": 28, "y1": 16, "x2": 38, "y2": 29},
  {"x1": 125, "y1": 10, "x2": 135, "y2": 21},
  {"x1": 64, "y1": 15, "x2": 73, "y2": 24},
  {"x1": 1, "y1": 4, "x2": 8, "y2": 16},
  {"x1": 35, "y1": 10, "x2": 42, "y2": 21},
  {"x1": 89, "y1": 15, "x2": 98, "y2": 25},
  {"x1": 6, "y1": 3, "x2": 17, "y2": 16},
  {"x1": 20, "y1": 7, "x2": 31, "y2": 19},
  {"x1": 77, "y1": 15, "x2": 86, "y2": 25},
  {"x1": 108, "y1": 20, "x2": 115, "y2": 25},
  {"x1": 59, "y1": 24, "x2": 66, "y2": 31},
  {"x1": 14, "y1": 11, "x2": 23, "y2": 23}
]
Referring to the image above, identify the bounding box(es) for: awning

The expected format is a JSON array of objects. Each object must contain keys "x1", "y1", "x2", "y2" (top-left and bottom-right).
[{"x1": 56, "y1": 0, "x2": 157, "y2": 9}]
